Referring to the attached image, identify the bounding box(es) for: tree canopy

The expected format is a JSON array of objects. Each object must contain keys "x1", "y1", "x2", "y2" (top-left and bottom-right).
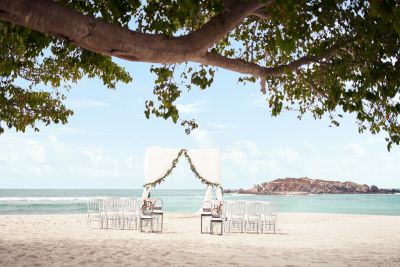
[{"x1": 0, "y1": 0, "x2": 399, "y2": 149}]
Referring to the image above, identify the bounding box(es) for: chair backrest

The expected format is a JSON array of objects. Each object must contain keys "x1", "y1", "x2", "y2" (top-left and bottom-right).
[
  {"x1": 119, "y1": 197, "x2": 139, "y2": 213},
  {"x1": 202, "y1": 201, "x2": 212, "y2": 213},
  {"x1": 129, "y1": 198, "x2": 141, "y2": 212},
  {"x1": 231, "y1": 200, "x2": 246, "y2": 219},
  {"x1": 102, "y1": 197, "x2": 120, "y2": 212},
  {"x1": 222, "y1": 200, "x2": 232, "y2": 218},
  {"x1": 269, "y1": 202, "x2": 278, "y2": 216},
  {"x1": 87, "y1": 198, "x2": 101, "y2": 213},
  {"x1": 211, "y1": 201, "x2": 224, "y2": 218},
  {"x1": 141, "y1": 198, "x2": 154, "y2": 215},
  {"x1": 246, "y1": 201, "x2": 263, "y2": 219},
  {"x1": 262, "y1": 201, "x2": 277, "y2": 218},
  {"x1": 153, "y1": 198, "x2": 163, "y2": 212}
]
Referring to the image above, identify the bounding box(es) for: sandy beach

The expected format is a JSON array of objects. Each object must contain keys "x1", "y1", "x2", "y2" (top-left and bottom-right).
[{"x1": 0, "y1": 213, "x2": 399, "y2": 266}]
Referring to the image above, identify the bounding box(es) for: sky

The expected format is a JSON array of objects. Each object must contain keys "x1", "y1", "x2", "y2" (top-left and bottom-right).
[{"x1": 1, "y1": 58, "x2": 399, "y2": 189}]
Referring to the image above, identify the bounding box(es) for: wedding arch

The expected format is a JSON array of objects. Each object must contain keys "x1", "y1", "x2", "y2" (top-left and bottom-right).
[{"x1": 141, "y1": 147, "x2": 223, "y2": 204}]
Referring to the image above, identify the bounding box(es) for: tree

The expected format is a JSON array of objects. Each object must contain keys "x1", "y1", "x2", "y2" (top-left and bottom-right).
[{"x1": 0, "y1": 0, "x2": 399, "y2": 149}]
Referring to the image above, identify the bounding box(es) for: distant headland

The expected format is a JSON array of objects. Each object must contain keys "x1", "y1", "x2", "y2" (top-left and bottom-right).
[{"x1": 224, "y1": 177, "x2": 400, "y2": 195}]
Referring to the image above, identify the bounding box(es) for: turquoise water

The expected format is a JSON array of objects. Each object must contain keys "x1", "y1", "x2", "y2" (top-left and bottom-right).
[{"x1": 0, "y1": 189, "x2": 399, "y2": 215}]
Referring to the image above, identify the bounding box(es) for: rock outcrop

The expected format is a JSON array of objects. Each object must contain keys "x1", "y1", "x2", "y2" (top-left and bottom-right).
[{"x1": 225, "y1": 177, "x2": 400, "y2": 195}]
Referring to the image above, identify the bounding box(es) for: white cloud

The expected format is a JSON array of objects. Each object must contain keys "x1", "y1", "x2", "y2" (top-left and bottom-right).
[
  {"x1": 343, "y1": 142, "x2": 365, "y2": 157},
  {"x1": 82, "y1": 148, "x2": 104, "y2": 162},
  {"x1": 190, "y1": 128, "x2": 215, "y2": 148},
  {"x1": 0, "y1": 134, "x2": 143, "y2": 188},
  {"x1": 276, "y1": 147, "x2": 301, "y2": 162},
  {"x1": 176, "y1": 101, "x2": 208, "y2": 114},
  {"x1": 221, "y1": 138, "x2": 400, "y2": 189},
  {"x1": 298, "y1": 141, "x2": 400, "y2": 187},
  {"x1": 0, "y1": 136, "x2": 46, "y2": 163},
  {"x1": 222, "y1": 140, "x2": 286, "y2": 188},
  {"x1": 1, "y1": 132, "x2": 399, "y2": 189}
]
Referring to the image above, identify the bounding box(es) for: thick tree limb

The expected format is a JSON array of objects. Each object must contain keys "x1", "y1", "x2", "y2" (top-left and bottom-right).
[
  {"x1": 0, "y1": 0, "x2": 345, "y2": 81},
  {"x1": 195, "y1": 52, "x2": 268, "y2": 77},
  {"x1": 0, "y1": 0, "x2": 263, "y2": 63},
  {"x1": 196, "y1": 41, "x2": 348, "y2": 79},
  {"x1": 252, "y1": 5, "x2": 273, "y2": 19},
  {"x1": 182, "y1": 0, "x2": 265, "y2": 54}
]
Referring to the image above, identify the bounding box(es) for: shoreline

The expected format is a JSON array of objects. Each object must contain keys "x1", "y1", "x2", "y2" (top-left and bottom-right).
[
  {"x1": 225, "y1": 191, "x2": 400, "y2": 195},
  {"x1": 1, "y1": 211, "x2": 400, "y2": 217},
  {"x1": 1, "y1": 213, "x2": 399, "y2": 266}
]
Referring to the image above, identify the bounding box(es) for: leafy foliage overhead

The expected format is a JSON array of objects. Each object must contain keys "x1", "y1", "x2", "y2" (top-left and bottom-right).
[{"x1": 0, "y1": 0, "x2": 399, "y2": 149}]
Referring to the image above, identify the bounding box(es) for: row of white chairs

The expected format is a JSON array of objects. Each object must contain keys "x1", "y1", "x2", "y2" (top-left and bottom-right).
[
  {"x1": 203, "y1": 200, "x2": 277, "y2": 234},
  {"x1": 86, "y1": 197, "x2": 163, "y2": 231}
]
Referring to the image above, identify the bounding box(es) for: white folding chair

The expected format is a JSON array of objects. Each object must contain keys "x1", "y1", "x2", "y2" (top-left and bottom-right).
[
  {"x1": 229, "y1": 200, "x2": 246, "y2": 233},
  {"x1": 262, "y1": 201, "x2": 277, "y2": 234},
  {"x1": 120, "y1": 197, "x2": 140, "y2": 230},
  {"x1": 86, "y1": 198, "x2": 102, "y2": 228},
  {"x1": 140, "y1": 198, "x2": 154, "y2": 232},
  {"x1": 221, "y1": 200, "x2": 232, "y2": 233},
  {"x1": 103, "y1": 197, "x2": 121, "y2": 229},
  {"x1": 245, "y1": 201, "x2": 263, "y2": 233}
]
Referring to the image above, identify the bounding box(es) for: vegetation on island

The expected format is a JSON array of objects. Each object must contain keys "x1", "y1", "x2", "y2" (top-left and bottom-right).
[{"x1": 224, "y1": 177, "x2": 400, "y2": 194}]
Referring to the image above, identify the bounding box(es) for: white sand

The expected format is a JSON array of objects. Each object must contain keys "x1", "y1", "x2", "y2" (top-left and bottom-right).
[{"x1": 0, "y1": 213, "x2": 399, "y2": 266}]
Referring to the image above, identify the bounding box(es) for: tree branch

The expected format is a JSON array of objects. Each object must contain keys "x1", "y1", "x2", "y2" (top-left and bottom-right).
[
  {"x1": 0, "y1": 0, "x2": 346, "y2": 83},
  {"x1": 252, "y1": 5, "x2": 273, "y2": 20},
  {"x1": 195, "y1": 41, "x2": 348, "y2": 79},
  {"x1": 182, "y1": 0, "x2": 265, "y2": 54},
  {"x1": 195, "y1": 52, "x2": 267, "y2": 77},
  {"x1": 0, "y1": 0, "x2": 264, "y2": 63}
]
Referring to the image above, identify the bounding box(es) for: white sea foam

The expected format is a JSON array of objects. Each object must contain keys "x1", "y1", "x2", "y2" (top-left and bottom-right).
[
  {"x1": 0, "y1": 197, "x2": 91, "y2": 203},
  {"x1": 231, "y1": 193, "x2": 255, "y2": 196}
]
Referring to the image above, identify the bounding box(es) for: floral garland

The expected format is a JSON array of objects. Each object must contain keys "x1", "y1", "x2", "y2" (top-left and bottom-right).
[
  {"x1": 181, "y1": 149, "x2": 223, "y2": 191},
  {"x1": 143, "y1": 149, "x2": 223, "y2": 192},
  {"x1": 143, "y1": 149, "x2": 184, "y2": 188}
]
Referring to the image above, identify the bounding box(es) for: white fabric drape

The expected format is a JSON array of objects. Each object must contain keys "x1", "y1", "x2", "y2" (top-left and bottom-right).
[
  {"x1": 142, "y1": 147, "x2": 222, "y2": 204},
  {"x1": 144, "y1": 147, "x2": 181, "y2": 184},
  {"x1": 186, "y1": 149, "x2": 220, "y2": 184},
  {"x1": 196, "y1": 185, "x2": 213, "y2": 214},
  {"x1": 216, "y1": 187, "x2": 223, "y2": 201},
  {"x1": 141, "y1": 187, "x2": 150, "y2": 199},
  {"x1": 203, "y1": 185, "x2": 213, "y2": 203}
]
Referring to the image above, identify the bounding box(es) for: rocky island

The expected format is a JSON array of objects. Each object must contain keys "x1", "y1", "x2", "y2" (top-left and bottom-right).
[{"x1": 224, "y1": 177, "x2": 400, "y2": 195}]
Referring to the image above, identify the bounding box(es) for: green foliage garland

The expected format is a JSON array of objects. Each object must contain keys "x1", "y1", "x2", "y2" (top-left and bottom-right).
[
  {"x1": 143, "y1": 149, "x2": 223, "y2": 191},
  {"x1": 143, "y1": 149, "x2": 184, "y2": 188}
]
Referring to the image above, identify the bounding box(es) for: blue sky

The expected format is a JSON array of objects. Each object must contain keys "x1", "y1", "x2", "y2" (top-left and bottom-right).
[{"x1": 1, "y1": 58, "x2": 399, "y2": 189}]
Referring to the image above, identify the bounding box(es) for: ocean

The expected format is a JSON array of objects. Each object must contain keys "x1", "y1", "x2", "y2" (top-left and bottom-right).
[{"x1": 0, "y1": 189, "x2": 399, "y2": 215}]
